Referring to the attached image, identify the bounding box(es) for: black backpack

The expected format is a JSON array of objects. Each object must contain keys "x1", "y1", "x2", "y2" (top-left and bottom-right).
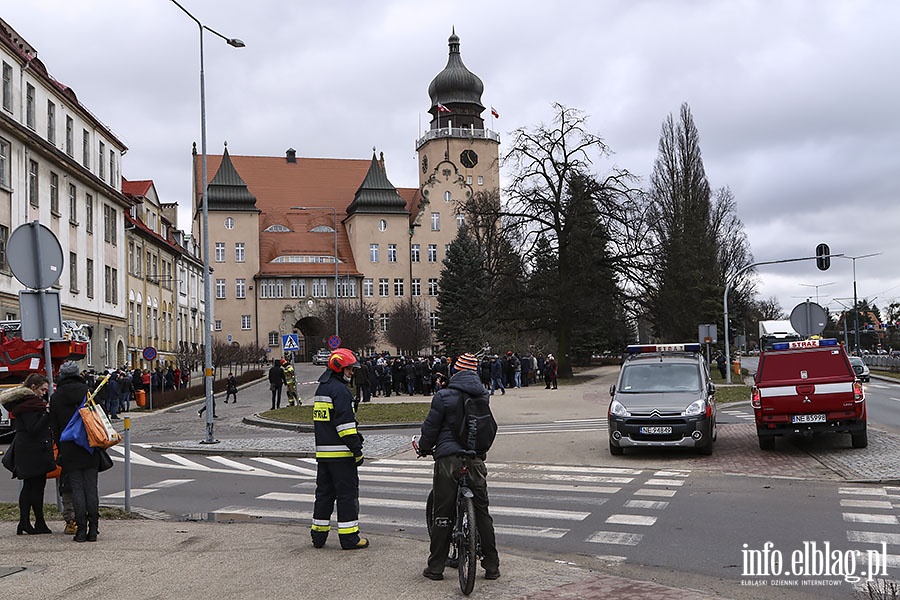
[{"x1": 455, "y1": 392, "x2": 498, "y2": 454}]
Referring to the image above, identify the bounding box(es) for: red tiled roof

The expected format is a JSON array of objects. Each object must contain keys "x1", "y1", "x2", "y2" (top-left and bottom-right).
[{"x1": 121, "y1": 178, "x2": 153, "y2": 198}]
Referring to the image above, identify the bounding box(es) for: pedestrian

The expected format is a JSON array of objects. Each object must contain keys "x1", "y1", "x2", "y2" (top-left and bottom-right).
[
  {"x1": 416, "y1": 352, "x2": 500, "y2": 581},
  {"x1": 50, "y1": 361, "x2": 103, "y2": 542},
  {"x1": 2, "y1": 375, "x2": 55, "y2": 535},
  {"x1": 354, "y1": 359, "x2": 372, "y2": 410},
  {"x1": 310, "y1": 348, "x2": 369, "y2": 550},
  {"x1": 715, "y1": 352, "x2": 727, "y2": 379},
  {"x1": 544, "y1": 354, "x2": 558, "y2": 390},
  {"x1": 224, "y1": 372, "x2": 238, "y2": 404},
  {"x1": 284, "y1": 362, "x2": 298, "y2": 406},
  {"x1": 268, "y1": 359, "x2": 287, "y2": 409},
  {"x1": 490, "y1": 356, "x2": 505, "y2": 395}
]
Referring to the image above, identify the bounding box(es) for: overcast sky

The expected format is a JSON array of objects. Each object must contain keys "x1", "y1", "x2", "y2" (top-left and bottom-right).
[{"x1": 5, "y1": 0, "x2": 899, "y2": 326}]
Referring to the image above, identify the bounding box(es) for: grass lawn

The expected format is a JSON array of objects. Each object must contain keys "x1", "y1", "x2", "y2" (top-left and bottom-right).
[
  {"x1": 261, "y1": 402, "x2": 432, "y2": 425},
  {"x1": 0, "y1": 503, "x2": 140, "y2": 522}
]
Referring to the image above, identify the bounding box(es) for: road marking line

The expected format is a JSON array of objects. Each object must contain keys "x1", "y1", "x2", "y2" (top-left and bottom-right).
[
  {"x1": 840, "y1": 487, "x2": 888, "y2": 496},
  {"x1": 606, "y1": 514, "x2": 657, "y2": 526},
  {"x1": 102, "y1": 489, "x2": 157, "y2": 499},
  {"x1": 208, "y1": 456, "x2": 263, "y2": 471},
  {"x1": 644, "y1": 479, "x2": 684, "y2": 487},
  {"x1": 653, "y1": 470, "x2": 690, "y2": 477},
  {"x1": 161, "y1": 453, "x2": 208, "y2": 469},
  {"x1": 634, "y1": 488, "x2": 677, "y2": 498},
  {"x1": 373, "y1": 458, "x2": 643, "y2": 476},
  {"x1": 843, "y1": 513, "x2": 899, "y2": 524},
  {"x1": 624, "y1": 500, "x2": 669, "y2": 510},
  {"x1": 498, "y1": 428, "x2": 607, "y2": 435},
  {"x1": 585, "y1": 531, "x2": 644, "y2": 545},
  {"x1": 847, "y1": 531, "x2": 900, "y2": 545},
  {"x1": 840, "y1": 499, "x2": 894, "y2": 509},
  {"x1": 148, "y1": 479, "x2": 193, "y2": 488},
  {"x1": 250, "y1": 457, "x2": 319, "y2": 476}
]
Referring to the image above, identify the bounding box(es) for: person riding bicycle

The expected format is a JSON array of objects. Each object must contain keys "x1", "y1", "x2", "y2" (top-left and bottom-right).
[
  {"x1": 310, "y1": 348, "x2": 369, "y2": 550},
  {"x1": 416, "y1": 352, "x2": 500, "y2": 581}
]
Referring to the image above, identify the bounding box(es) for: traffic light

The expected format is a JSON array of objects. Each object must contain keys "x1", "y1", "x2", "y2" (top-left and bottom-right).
[{"x1": 816, "y1": 243, "x2": 830, "y2": 271}]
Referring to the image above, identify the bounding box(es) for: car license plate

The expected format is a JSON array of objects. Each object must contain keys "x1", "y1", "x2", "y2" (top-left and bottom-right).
[
  {"x1": 792, "y1": 414, "x2": 826, "y2": 424},
  {"x1": 640, "y1": 426, "x2": 673, "y2": 434}
]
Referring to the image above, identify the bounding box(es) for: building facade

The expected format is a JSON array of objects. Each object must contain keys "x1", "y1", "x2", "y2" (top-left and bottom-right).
[
  {"x1": 194, "y1": 32, "x2": 500, "y2": 358},
  {"x1": 0, "y1": 18, "x2": 132, "y2": 370}
]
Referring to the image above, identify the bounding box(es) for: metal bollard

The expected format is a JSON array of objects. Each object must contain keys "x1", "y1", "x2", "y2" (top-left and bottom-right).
[{"x1": 123, "y1": 416, "x2": 131, "y2": 513}]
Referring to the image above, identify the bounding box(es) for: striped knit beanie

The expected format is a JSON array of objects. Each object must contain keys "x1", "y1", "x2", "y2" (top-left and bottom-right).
[{"x1": 455, "y1": 353, "x2": 479, "y2": 372}]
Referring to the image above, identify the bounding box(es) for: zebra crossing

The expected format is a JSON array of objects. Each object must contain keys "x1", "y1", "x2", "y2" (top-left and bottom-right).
[
  {"x1": 101, "y1": 445, "x2": 689, "y2": 549},
  {"x1": 840, "y1": 485, "x2": 900, "y2": 571}
]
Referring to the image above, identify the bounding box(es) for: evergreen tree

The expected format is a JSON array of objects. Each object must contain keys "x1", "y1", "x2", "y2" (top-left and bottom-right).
[{"x1": 436, "y1": 224, "x2": 489, "y2": 356}]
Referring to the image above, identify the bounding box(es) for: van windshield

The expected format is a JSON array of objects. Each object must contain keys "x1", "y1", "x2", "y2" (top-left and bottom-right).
[{"x1": 620, "y1": 363, "x2": 701, "y2": 392}]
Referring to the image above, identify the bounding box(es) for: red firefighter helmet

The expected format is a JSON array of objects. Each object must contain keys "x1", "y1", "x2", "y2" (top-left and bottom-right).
[{"x1": 327, "y1": 348, "x2": 359, "y2": 373}]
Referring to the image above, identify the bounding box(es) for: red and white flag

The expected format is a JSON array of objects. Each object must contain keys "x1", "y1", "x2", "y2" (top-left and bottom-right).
[
  {"x1": 437, "y1": 102, "x2": 451, "y2": 113},
  {"x1": 491, "y1": 106, "x2": 499, "y2": 119}
]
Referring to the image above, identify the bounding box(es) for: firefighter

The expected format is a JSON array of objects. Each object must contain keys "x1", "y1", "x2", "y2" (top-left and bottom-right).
[
  {"x1": 284, "y1": 361, "x2": 299, "y2": 406},
  {"x1": 310, "y1": 348, "x2": 369, "y2": 550}
]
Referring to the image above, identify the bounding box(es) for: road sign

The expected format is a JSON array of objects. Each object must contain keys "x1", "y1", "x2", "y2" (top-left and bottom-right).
[
  {"x1": 7, "y1": 221, "x2": 64, "y2": 289},
  {"x1": 282, "y1": 334, "x2": 300, "y2": 352},
  {"x1": 327, "y1": 335, "x2": 341, "y2": 349},
  {"x1": 143, "y1": 346, "x2": 157, "y2": 362},
  {"x1": 19, "y1": 290, "x2": 63, "y2": 340},
  {"x1": 790, "y1": 301, "x2": 827, "y2": 337}
]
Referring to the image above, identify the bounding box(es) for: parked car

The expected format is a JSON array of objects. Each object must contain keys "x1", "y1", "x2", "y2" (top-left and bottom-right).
[
  {"x1": 607, "y1": 343, "x2": 717, "y2": 456},
  {"x1": 312, "y1": 349, "x2": 331, "y2": 366},
  {"x1": 849, "y1": 356, "x2": 871, "y2": 382}
]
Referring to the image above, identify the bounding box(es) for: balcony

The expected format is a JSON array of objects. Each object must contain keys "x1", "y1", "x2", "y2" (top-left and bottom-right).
[{"x1": 415, "y1": 126, "x2": 500, "y2": 150}]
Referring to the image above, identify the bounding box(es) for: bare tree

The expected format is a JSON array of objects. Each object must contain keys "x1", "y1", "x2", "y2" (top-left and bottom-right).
[{"x1": 386, "y1": 297, "x2": 433, "y2": 356}]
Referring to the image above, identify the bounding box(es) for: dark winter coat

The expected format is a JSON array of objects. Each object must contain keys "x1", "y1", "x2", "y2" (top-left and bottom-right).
[
  {"x1": 268, "y1": 363, "x2": 286, "y2": 389},
  {"x1": 49, "y1": 373, "x2": 101, "y2": 471},
  {"x1": 418, "y1": 369, "x2": 490, "y2": 460},
  {"x1": 8, "y1": 390, "x2": 55, "y2": 479}
]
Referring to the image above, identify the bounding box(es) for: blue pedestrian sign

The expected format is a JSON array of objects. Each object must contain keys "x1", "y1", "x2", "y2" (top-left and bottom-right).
[{"x1": 282, "y1": 334, "x2": 300, "y2": 352}]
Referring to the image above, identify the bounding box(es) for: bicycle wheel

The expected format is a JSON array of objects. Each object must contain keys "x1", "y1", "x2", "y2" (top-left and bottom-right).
[
  {"x1": 425, "y1": 490, "x2": 434, "y2": 538},
  {"x1": 457, "y1": 496, "x2": 477, "y2": 595}
]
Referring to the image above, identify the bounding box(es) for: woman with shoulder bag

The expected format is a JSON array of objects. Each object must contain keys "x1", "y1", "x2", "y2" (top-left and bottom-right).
[{"x1": 1, "y1": 374, "x2": 55, "y2": 535}]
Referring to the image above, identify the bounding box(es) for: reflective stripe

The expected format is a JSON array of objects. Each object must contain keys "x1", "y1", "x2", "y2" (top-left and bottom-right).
[
  {"x1": 338, "y1": 520, "x2": 359, "y2": 529},
  {"x1": 316, "y1": 451, "x2": 354, "y2": 458},
  {"x1": 760, "y1": 382, "x2": 855, "y2": 397},
  {"x1": 338, "y1": 522, "x2": 360, "y2": 535},
  {"x1": 337, "y1": 423, "x2": 358, "y2": 437},
  {"x1": 311, "y1": 524, "x2": 331, "y2": 532},
  {"x1": 313, "y1": 396, "x2": 333, "y2": 406},
  {"x1": 312, "y1": 519, "x2": 331, "y2": 527}
]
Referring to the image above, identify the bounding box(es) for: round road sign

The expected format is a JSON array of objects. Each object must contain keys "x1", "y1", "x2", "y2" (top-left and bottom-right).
[
  {"x1": 328, "y1": 335, "x2": 341, "y2": 349},
  {"x1": 7, "y1": 221, "x2": 64, "y2": 289},
  {"x1": 143, "y1": 346, "x2": 158, "y2": 362}
]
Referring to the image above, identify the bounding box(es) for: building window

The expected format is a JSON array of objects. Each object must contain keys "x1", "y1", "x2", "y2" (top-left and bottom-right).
[
  {"x1": 85, "y1": 194, "x2": 93, "y2": 233},
  {"x1": 431, "y1": 212, "x2": 440, "y2": 231},
  {"x1": 86, "y1": 258, "x2": 94, "y2": 298},
  {"x1": 366, "y1": 314, "x2": 375, "y2": 332},
  {"x1": 1, "y1": 63, "x2": 11, "y2": 112},
  {"x1": 236, "y1": 278, "x2": 246, "y2": 299},
  {"x1": 225, "y1": 217, "x2": 235, "y2": 229},
  {"x1": 103, "y1": 204, "x2": 117, "y2": 245},
  {"x1": 49, "y1": 172, "x2": 60, "y2": 214},
  {"x1": 25, "y1": 83, "x2": 35, "y2": 129},
  {"x1": 215, "y1": 242, "x2": 225, "y2": 262},
  {"x1": 466, "y1": 175, "x2": 472, "y2": 185},
  {"x1": 241, "y1": 315, "x2": 251, "y2": 330},
  {"x1": 0, "y1": 137, "x2": 9, "y2": 188},
  {"x1": 369, "y1": 243, "x2": 379, "y2": 262},
  {"x1": 456, "y1": 213, "x2": 466, "y2": 229},
  {"x1": 388, "y1": 244, "x2": 397, "y2": 263},
  {"x1": 276, "y1": 280, "x2": 284, "y2": 298},
  {"x1": 313, "y1": 278, "x2": 328, "y2": 298},
  {"x1": 378, "y1": 278, "x2": 389, "y2": 297},
  {"x1": 411, "y1": 244, "x2": 420, "y2": 263},
  {"x1": 28, "y1": 160, "x2": 38, "y2": 207},
  {"x1": 104, "y1": 266, "x2": 118, "y2": 304},
  {"x1": 378, "y1": 219, "x2": 387, "y2": 232},
  {"x1": 69, "y1": 252, "x2": 77, "y2": 292},
  {"x1": 411, "y1": 278, "x2": 421, "y2": 297},
  {"x1": 428, "y1": 278, "x2": 439, "y2": 296},
  {"x1": 65, "y1": 116, "x2": 73, "y2": 156},
  {"x1": 428, "y1": 244, "x2": 437, "y2": 263},
  {"x1": 235, "y1": 242, "x2": 245, "y2": 263},
  {"x1": 47, "y1": 101, "x2": 56, "y2": 144},
  {"x1": 215, "y1": 279, "x2": 225, "y2": 299},
  {"x1": 214, "y1": 320, "x2": 222, "y2": 331},
  {"x1": 380, "y1": 314, "x2": 389, "y2": 332},
  {"x1": 0, "y1": 225, "x2": 8, "y2": 273},
  {"x1": 290, "y1": 279, "x2": 305, "y2": 298},
  {"x1": 109, "y1": 149, "x2": 115, "y2": 186},
  {"x1": 68, "y1": 184, "x2": 77, "y2": 223},
  {"x1": 430, "y1": 312, "x2": 439, "y2": 330},
  {"x1": 98, "y1": 141, "x2": 105, "y2": 180},
  {"x1": 444, "y1": 191, "x2": 451, "y2": 202},
  {"x1": 338, "y1": 277, "x2": 356, "y2": 298},
  {"x1": 82, "y1": 129, "x2": 90, "y2": 168},
  {"x1": 393, "y1": 278, "x2": 404, "y2": 297},
  {"x1": 267, "y1": 331, "x2": 279, "y2": 346},
  {"x1": 477, "y1": 175, "x2": 483, "y2": 186},
  {"x1": 363, "y1": 278, "x2": 374, "y2": 297}
]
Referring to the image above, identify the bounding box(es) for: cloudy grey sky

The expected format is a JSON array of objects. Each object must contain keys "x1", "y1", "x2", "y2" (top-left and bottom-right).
[{"x1": 5, "y1": 0, "x2": 899, "y2": 323}]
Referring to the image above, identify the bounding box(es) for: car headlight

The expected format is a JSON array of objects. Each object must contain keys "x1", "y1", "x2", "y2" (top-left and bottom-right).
[
  {"x1": 682, "y1": 399, "x2": 706, "y2": 416},
  {"x1": 609, "y1": 399, "x2": 630, "y2": 417}
]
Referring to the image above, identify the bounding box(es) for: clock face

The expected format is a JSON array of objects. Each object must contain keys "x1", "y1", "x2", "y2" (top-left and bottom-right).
[
  {"x1": 421, "y1": 155, "x2": 428, "y2": 173},
  {"x1": 460, "y1": 149, "x2": 478, "y2": 168}
]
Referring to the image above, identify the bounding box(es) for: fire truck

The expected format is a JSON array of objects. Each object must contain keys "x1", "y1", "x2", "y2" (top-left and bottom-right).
[{"x1": 0, "y1": 320, "x2": 90, "y2": 436}]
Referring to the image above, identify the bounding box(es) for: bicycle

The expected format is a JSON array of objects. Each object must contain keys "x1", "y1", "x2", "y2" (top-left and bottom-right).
[{"x1": 413, "y1": 437, "x2": 481, "y2": 596}]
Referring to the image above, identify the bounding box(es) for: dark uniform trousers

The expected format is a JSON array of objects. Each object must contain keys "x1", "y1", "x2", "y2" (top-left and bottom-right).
[
  {"x1": 311, "y1": 459, "x2": 361, "y2": 549},
  {"x1": 427, "y1": 454, "x2": 499, "y2": 573}
]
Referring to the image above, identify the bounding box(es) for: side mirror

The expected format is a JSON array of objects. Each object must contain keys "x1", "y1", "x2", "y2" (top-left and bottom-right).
[
  {"x1": 707, "y1": 382, "x2": 716, "y2": 395},
  {"x1": 609, "y1": 384, "x2": 616, "y2": 396}
]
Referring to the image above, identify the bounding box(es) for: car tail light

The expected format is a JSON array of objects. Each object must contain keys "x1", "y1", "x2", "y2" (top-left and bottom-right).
[
  {"x1": 751, "y1": 387, "x2": 761, "y2": 409},
  {"x1": 853, "y1": 381, "x2": 864, "y2": 403}
]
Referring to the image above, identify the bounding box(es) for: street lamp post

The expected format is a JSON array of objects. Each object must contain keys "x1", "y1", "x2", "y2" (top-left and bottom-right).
[
  {"x1": 798, "y1": 282, "x2": 835, "y2": 305},
  {"x1": 838, "y1": 253, "x2": 881, "y2": 354},
  {"x1": 171, "y1": 0, "x2": 244, "y2": 443},
  {"x1": 291, "y1": 206, "x2": 339, "y2": 338}
]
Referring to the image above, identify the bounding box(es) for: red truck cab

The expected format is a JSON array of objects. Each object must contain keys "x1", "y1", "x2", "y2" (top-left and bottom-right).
[{"x1": 751, "y1": 338, "x2": 866, "y2": 450}]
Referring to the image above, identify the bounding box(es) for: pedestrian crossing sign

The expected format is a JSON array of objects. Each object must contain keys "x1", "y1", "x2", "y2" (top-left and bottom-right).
[{"x1": 282, "y1": 334, "x2": 300, "y2": 352}]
